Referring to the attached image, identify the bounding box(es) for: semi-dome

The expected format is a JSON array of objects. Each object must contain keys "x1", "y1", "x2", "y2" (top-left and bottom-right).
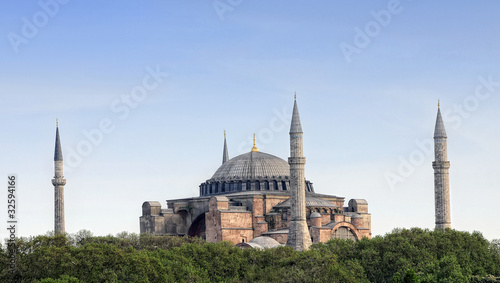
[
  {"x1": 211, "y1": 151, "x2": 289, "y2": 182},
  {"x1": 235, "y1": 236, "x2": 282, "y2": 249},
  {"x1": 273, "y1": 196, "x2": 338, "y2": 209}
]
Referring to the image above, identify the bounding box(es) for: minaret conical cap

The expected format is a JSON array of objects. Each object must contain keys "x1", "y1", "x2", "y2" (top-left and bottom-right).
[
  {"x1": 222, "y1": 130, "x2": 229, "y2": 164},
  {"x1": 434, "y1": 105, "x2": 447, "y2": 138},
  {"x1": 54, "y1": 121, "x2": 63, "y2": 161},
  {"x1": 290, "y1": 96, "x2": 303, "y2": 134}
]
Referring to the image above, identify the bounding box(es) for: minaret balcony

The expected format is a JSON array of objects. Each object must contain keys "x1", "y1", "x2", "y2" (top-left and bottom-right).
[
  {"x1": 432, "y1": 161, "x2": 450, "y2": 169},
  {"x1": 288, "y1": 157, "x2": 306, "y2": 164},
  {"x1": 52, "y1": 177, "x2": 67, "y2": 186}
]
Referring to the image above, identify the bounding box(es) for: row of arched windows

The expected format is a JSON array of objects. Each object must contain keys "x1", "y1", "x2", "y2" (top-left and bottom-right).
[{"x1": 200, "y1": 180, "x2": 290, "y2": 196}]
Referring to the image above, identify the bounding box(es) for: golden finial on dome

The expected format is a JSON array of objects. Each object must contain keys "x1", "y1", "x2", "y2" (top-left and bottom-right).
[
  {"x1": 251, "y1": 133, "x2": 259, "y2": 152},
  {"x1": 224, "y1": 130, "x2": 226, "y2": 139},
  {"x1": 294, "y1": 92, "x2": 296, "y2": 100},
  {"x1": 56, "y1": 119, "x2": 59, "y2": 128},
  {"x1": 438, "y1": 100, "x2": 440, "y2": 108}
]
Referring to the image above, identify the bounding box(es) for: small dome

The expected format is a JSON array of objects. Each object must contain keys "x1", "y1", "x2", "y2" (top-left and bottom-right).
[
  {"x1": 210, "y1": 151, "x2": 290, "y2": 182},
  {"x1": 249, "y1": 236, "x2": 281, "y2": 249},
  {"x1": 310, "y1": 212, "x2": 321, "y2": 218}
]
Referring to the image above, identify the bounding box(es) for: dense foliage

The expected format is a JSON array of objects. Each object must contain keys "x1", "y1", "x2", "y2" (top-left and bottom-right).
[{"x1": 0, "y1": 228, "x2": 499, "y2": 282}]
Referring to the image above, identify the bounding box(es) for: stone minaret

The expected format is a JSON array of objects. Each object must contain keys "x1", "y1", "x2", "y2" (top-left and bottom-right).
[
  {"x1": 222, "y1": 130, "x2": 229, "y2": 164},
  {"x1": 52, "y1": 120, "x2": 66, "y2": 234},
  {"x1": 433, "y1": 103, "x2": 451, "y2": 230},
  {"x1": 286, "y1": 95, "x2": 312, "y2": 251}
]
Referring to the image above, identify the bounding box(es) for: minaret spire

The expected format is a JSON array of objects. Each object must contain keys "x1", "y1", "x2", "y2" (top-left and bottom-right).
[
  {"x1": 434, "y1": 104, "x2": 447, "y2": 139},
  {"x1": 222, "y1": 130, "x2": 229, "y2": 164},
  {"x1": 286, "y1": 94, "x2": 312, "y2": 251},
  {"x1": 52, "y1": 120, "x2": 66, "y2": 234},
  {"x1": 54, "y1": 121, "x2": 63, "y2": 162},
  {"x1": 432, "y1": 103, "x2": 451, "y2": 230},
  {"x1": 290, "y1": 97, "x2": 303, "y2": 134}
]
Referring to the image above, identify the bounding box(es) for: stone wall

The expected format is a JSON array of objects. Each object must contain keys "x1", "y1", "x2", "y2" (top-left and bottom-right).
[
  {"x1": 220, "y1": 211, "x2": 252, "y2": 228},
  {"x1": 221, "y1": 229, "x2": 255, "y2": 244},
  {"x1": 321, "y1": 214, "x2": 331, "y2": 226},
  {"x1": 141, "y1": 193, "x2": 371, "y2": 244},
  {"x1": 205, "y1": 197, "x2": 226, "y2": 242},
  {"x1": 139, "y1": 215, "x2": 165, "y2": 235}
]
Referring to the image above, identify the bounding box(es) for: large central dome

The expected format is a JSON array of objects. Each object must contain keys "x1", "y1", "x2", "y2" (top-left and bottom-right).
[
  {"x1": 211, "y1": 151, "x2": 289, "y2": 181},
  {"x1": 199, "y1": 150, "x2": 314, "y2": 196}
]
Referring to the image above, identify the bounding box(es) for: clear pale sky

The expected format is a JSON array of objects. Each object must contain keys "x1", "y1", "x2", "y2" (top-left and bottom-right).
[{"x1": 1, "y1": 1, "x2": 499, "y2": 241}]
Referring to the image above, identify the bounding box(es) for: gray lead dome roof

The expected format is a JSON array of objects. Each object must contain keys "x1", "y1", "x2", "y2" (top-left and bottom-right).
[
  {"x1": 210, "y1": 151, "x2": 290, "y2": 181},
  {"x1": 274, "y1": 196, "x2": 338, "y2": 208}
]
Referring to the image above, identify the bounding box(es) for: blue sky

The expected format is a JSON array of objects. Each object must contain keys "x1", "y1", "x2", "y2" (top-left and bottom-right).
[{"x1": 1, "y1": 1, "x2": 499, "y2": 241}]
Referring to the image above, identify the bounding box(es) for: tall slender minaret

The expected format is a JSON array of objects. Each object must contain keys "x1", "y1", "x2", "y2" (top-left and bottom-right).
[
  {"x1": 433, "y1": 102, "x2": 451, "y2": 230},
  {"x1": 222, "y1": 130, "x2": 229, "y2": 164},
  {"x1": 52, "y1": 119, "x2": 66, "y2": 234},
  {"x1": 286, "y1": 95, "x2": 312, "y2": 251}
]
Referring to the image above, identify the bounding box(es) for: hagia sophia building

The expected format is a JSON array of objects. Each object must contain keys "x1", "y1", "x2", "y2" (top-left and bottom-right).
[
  {"x1": 139, "y1": 97, "x2": 372, "y2": 246},
  {"x1": 50, "y1": 95, "x2": 449, "y2": 250}
]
